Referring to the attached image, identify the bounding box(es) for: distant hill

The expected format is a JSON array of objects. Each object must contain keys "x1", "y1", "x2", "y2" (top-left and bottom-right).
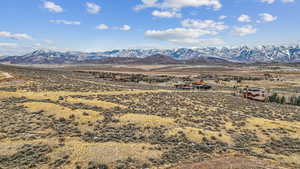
[
  {"x1": 82, "y1": 55, "x2": 181, "y2": 64},
  {"x1": 0, "y1": 50, "x2": 105, "y2": 64},
  {"x1": 1, "y1": 45, "x2": 300, "y2": 64},
  {"x1": 134, "y1": 54, "x2": 180, "y2": 64},
  {"x1": 80, "y1": 57, "x2": 139, "y2": 64},
  {"x1": 184, "y1": 56, "x2": 231, "y2": 64}
]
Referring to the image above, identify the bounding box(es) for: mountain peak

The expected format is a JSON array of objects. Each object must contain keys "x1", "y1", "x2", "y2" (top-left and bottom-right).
[
  {"x1": 31, "y1": 49, "x2": 56, "y2": 55},
  {"x1": 1, "y1": 45, "x2": 300, "y2": 64}
]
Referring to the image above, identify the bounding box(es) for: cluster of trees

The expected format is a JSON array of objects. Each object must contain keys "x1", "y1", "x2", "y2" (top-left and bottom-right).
[
  {"x1": 268, "y1": 93, "x2": 300, "y2": 106},
  {"x1": 290, "y1": 96, "x2": 300, "y2": 106},
  {"x1": 90, "y1": 71, "x2": 174, "y2": 83},
  {"x1": 268, "y1": 93, "x2": 286, "y2": 104}
]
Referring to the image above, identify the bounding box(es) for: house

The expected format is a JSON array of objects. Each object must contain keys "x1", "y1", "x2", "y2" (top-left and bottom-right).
[
  {"x1": 243, "y1": 87, "x2": 267, "y2": 102},
  {"x1": 175, "y1": 83, "x2": 193, "y2": 90},
  {"x1": 192, "y1": 81, "x2": 211, "y2": 90}
]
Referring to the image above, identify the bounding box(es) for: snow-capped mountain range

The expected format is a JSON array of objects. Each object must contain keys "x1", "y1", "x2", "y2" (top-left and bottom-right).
[{"x1": 1, "y1": 45, "x2": 300, "y2": 64}]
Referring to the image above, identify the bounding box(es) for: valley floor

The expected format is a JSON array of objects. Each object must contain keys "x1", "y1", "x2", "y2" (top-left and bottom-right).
[{"x1": 0, "y1": 64, "x2": 300, "y2": 169}]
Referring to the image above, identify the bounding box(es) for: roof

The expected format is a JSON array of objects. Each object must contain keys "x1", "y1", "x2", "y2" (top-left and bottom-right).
[
  {"x1": 192, "y1": 81, "x2": 207, "y2": 85},
  {"x1": 247, "y1": 88, "x2": 263, "y2": 92}
]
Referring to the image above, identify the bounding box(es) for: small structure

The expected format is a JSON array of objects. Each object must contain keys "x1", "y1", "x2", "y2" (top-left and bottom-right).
[
  {"x1": 175, "y1": 83, "x2": 193, "y2": 90},
  {"x1": 175, "y1": 80, "x2": 211, "y2": 90},
  {"x1": 192, "y1": 80, "x2": 207, "y2": 86},
  {"x1": 243, "y1": 87, "x2": 267, "y2": 102},
  {"x1": 192, "y1": 80, "x2": 211, "y2": 90}
]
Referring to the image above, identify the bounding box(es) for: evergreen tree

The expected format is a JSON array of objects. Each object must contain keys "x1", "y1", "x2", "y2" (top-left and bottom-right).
[
  {"x1": 290, "y1": 96, "x2": 296, "y2": 105},
  {"x1": 296, "y1": 96, "x2": 300, "y2": 106},
  {"x1": 280, "y1": 96, "x2": 286, "y2": 104},
  {"x1": 269, "y1": 93, "x2": 278, "y2": 103}
]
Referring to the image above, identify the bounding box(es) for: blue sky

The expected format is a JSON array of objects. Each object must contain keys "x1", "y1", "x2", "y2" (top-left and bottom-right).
[{"x1": 0, "y1": 0, "x2": 299, "y2": 55}]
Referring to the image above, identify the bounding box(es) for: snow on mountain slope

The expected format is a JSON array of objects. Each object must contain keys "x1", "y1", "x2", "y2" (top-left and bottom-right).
[{"x1": 1, "y1": 45, "x2": 300, "y2": 64}]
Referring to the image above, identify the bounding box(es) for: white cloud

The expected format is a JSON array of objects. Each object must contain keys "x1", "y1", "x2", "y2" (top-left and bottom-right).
[
  {"x1": 0, "y1": 43, "x2": 17, "y2": 47},
  {"x1": 152, "y1": 10, "x2": 181, "y2": 18},
  {"x1": 86, "y1": 2, "x2": 101, "y2": 14},
  {"x1": 259, "y1": 13, "x2": 277, "y2": 22},
  {"x1": 219, "y1": 15, "x2": 227, "y2": 20},
  {"x1": 282, "y1": 0, "x2": 295, "y2": 2},
  {"x1": 0, "y1": 31, "x2": 33, "y2": 40},
  {"x1": 43, "y1": 1, "x2": 63, "y2": 13},
  {"x1": 168, "y1": 38, "x2": 224, "y2": 46},
  {"x1": 234, "y1": 25, "x2": 257, "y2": 36},
  {"x1": 237, "y1": 14, "x2": 251, "y2": 22},
  {"x1": 181, "y1": 19, "x2": 228, "y2": 31},
  {"x1": 145, "y1": 28, "x2": 215, "y2": 40},
  {"x1": 95, "y1": 24, "x2": 131, "y2": 31},
  {"x1": 96, "y1": 24, "x2": 109, "y2": 30},
  {"x1": 145, "y1": 18, "x2": 227, "y2": 46},
  {"x1": 145, "y1": 28, "x2": 224, "y2": 46},
  {"x1": 135, "y1": 0, "x2": 222, "y2": 11},
  {"x1": 261, "y1": 0, "x2": 276, "y2": 4},
  {"x1": 50, "y1": 20, "x2": 81, "y2": 25},
  {"x1": 261, "y1": 0, "x2": 295, "y2": 3},
  {"x1": 120, "y1": 25, "x2": 131, "y2": 31},
  {"x1": 142, "y1": 0, "x2": 158, "y2": 5}
]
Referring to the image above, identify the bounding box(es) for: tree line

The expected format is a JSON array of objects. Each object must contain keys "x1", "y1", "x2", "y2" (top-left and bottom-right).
[{"x1": 268, "y1": 93, "x2": 300, "y2": 106}]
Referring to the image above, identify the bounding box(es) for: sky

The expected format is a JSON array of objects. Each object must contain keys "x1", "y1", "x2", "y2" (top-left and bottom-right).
[{"x1": 0, "y1": 0, "x2": 299, "y2": 55}]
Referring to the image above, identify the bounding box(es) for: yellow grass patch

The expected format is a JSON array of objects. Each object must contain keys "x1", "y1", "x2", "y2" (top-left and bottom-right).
[
  {"x1": 118, "y1": 114, "x2": 175, "y2": 127},
  {"x1": 22, "y1": 102, "x2": 103, "y2": 123},
  {"x1": 65, "y1": 97, "x2": 126, "y2": 109},
  {"x1": 246, "y1": 117, "x2": 300, "y2": 131},
  {"x1": 0, "y1": 89, "x2": 172, "y2": 100},
  {"x1": 0, "y1": 74, "x2": 5, "y2": 80},
  {"x1": 0, "y1": 89, "x2": 210, "y2": 101},
  {"x1": 57, "y1": 139, "x2": 162, "y2": 168},
  {"x1": 0, "y1": 91, "x2": 71, "y2": 100},
  {"x1": 0, "y1": 137, "x2": 162, "y2": 168},
  {"x1": 167, "y1": 127, "x2": 232, "y2": 145},
  {"x1": 246, "y1": 117, "x2": 300, "y2": 133},
  {"x1": 0, "y1": 142, "x2": 21, "y2": 156},
  {"x1": 267, "y1": 153, "x2": 300, "y2": 167},
  {"x1": 0, "y1": 72, "x2": 13, "y2": 80},
  {"x1": 243, "y1": 117, "x2": 300, "y2": 143},
  {"x1": 0, "y1": 138, "x2": 59, "y2": 156}
]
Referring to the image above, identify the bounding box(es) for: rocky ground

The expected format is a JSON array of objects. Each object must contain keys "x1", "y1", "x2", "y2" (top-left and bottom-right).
[{"x1": 0, "y1": 64, "x2": 299, "y2": 169}]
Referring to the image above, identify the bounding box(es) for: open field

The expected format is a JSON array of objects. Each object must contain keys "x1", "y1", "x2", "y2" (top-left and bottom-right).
[{"x1": 0, "y1": 64, "x2": 300, "y2": 169}]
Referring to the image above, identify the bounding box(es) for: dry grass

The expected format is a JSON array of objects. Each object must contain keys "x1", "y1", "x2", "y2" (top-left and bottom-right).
[
  {"x1": 0, "y1": 71, "x2": 13, "y2": 80},
  {"x1": 65, "y1": 97, "x2": 126, "y2": 109},
  {"x1": 0, "y1": 74, "x2": 5, "y2": 80},
  {"x1": 267, "y1": 153, "x2": 300, "y2": 167},
  {"x1": 22, "y1": 102, "x2": 103, "y2": 123},
  {"x1": 0, "y1": 91, "x2": 97, "y2": 100},
  {"x1": 0, "y1": 137, "x2": 162, "y2": 169},
  {"x1": 118, "y1": 113, "x2": 176, "y2": 127},
  {"x1": 244, "y1": 117, "x2": 300, "y2": 141},
  {"x1": 246, "y1": 117, "x2": 300, "y2": 132},
  {"x1": 0, "y1": 138, "x2": 59, "y2": 155},
  {"x1": 172, "y1": 156, "x2": 282, "y2": 169},
  {"x1": 50, "y1": 138, "x2": 162, "y2": 168},
  {"x1": 0, "y1": 142, "x2": 22, "y2": 156},
  {"x1": 0, "y1": 89, "x2": 173, "y2": 100},
  {"x1": 2, "y1": 65, "x2": 300, "y2": 169},
  {"x1": 222, "y1": 79, "x2": 300, "y2": 89},
  {"x1": 167, "y1": 127, "x2": 232, "y2": 145},
  {"x1": 1, "y1": 132, "x2": 163, "y2": 167}
]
